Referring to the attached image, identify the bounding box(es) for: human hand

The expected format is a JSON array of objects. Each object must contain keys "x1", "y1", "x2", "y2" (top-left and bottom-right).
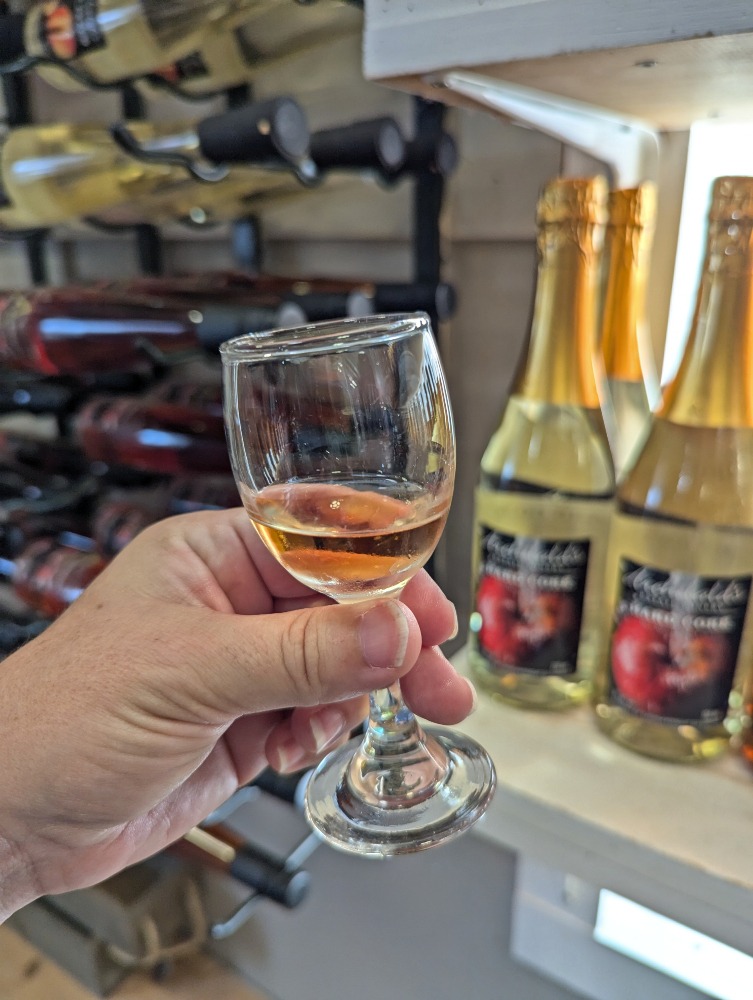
[{"x1": 0, "y1": 508, "x2": 471, "y2": 919}]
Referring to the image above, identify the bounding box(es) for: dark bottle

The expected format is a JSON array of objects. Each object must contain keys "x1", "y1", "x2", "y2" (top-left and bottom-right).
[
  {"x1": 75, "y1": 394, "x2": 231, "y2": 475},
  {"x1": 0, "y1": 614, "x2": 49, "y2": 659},
  {"x1": 0, "y1": 288, "x2": 306, "y2": 376},
  {"x1": 174, "y1": 824, "x2": 310, "y2": 909}
]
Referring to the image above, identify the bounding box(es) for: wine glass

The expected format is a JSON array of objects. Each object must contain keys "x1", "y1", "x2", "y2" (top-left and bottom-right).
[{"x1": 221, "y1": 312, "x2": 495, "y2": 857}]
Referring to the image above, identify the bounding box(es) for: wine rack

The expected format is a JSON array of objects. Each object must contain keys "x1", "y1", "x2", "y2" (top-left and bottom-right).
[{"x1": 0, "y1": 1, "x2": 459, "y2": 986}]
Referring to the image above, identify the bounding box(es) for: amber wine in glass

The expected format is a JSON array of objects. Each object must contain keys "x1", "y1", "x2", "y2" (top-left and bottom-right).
[{"x1": 221, "y1": 313, "x2": 495, "y2": 856}]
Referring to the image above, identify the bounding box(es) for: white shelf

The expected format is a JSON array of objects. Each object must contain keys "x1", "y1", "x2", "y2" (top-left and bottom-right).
[
  {"x1": 450, "y1": 649, "x2": 753, "y2": 955},
  {"x1": 363, "y1": 0, "x2": 753, "y2": 129}
]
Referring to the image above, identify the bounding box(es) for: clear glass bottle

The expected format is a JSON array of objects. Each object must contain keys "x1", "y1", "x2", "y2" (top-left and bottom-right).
[
  {"x1": 601, "y1": 183, "x2": 660, "y2": 480},
  {"x1": 0, "y1": 99, "x2": 310, "y2": 230},
  {"x1": 468, "y1": 176, "x2": 616, "y2": 710},
  {"x1": 593, "y1": 175, "x2": 753, "y2": 762}
]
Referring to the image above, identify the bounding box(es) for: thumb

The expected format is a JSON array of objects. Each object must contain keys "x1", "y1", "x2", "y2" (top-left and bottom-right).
[{"x1": 192, "y1": 599, "x2": 422, "y2": 717}]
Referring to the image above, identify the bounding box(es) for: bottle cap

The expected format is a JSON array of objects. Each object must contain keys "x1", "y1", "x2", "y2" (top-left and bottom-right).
[
  {"x1": 193, "y1": 302, "x2": 307, "y2": 350},
  {"x1": 708, "y1": 176, "x2": 753, "y2": 223},
  {"x1": 537, "y1": 176, "x2": 609, "y2": 225},
  {"x1": 310, "y1": 117, "x2": 407, "y2": 174},
  {"x1": 196, "y1": 98, "x2": 310, "y2": 168},
  {"x1": 0, "y1": 15, "x2": 27, "y2": 66},
  {"x1": 608, "y1": 182, "x2": 657, "y2": 228}
]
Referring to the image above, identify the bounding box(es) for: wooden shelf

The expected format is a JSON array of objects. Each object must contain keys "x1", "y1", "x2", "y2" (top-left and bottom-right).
[
  {"x1": 363, "y1": 0, "x2": 753, "y2": 129},
  {"x1": 450, "y1": 648, "x2": 753, "y2": 953}
]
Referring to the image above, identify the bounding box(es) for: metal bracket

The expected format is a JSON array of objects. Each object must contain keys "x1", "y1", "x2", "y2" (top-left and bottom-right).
[
  {"x1": 207, "y1": 830, "x2": 321, "y2": 941},
  {"x1": 438, "y1": 71, "x2": 660, "y2": 187},
  {"x1": 109, "y1": 123, "x2": 231, "y2": 184}
]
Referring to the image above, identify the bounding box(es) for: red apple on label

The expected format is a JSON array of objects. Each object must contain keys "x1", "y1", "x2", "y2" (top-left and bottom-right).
[
  {"x1": 611, "y1": 615, "x2": 670, "y2": 713},
  {"x1": 475, "y1": 574, "x2": 531, "y2": 665},
  {"x1": 518, "y1": 589, "x2": 577, "y2": 646}
]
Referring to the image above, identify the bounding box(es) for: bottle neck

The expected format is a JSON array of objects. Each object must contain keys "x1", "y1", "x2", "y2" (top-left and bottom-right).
[
  {"x1": 660, "y1": 219, "x2": 753, "y2": 428},
  {"x1": 601, "y1": 222, "x2": 653, "y2": 384},
  {"x1": 514, "y1": 221, "x2": 603, "y2": 409}
]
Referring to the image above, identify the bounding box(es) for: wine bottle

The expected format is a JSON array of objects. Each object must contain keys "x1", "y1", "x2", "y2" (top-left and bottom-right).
[
  {"x1": 0, "y1": 0, "x2": 278, "y2": 89},
  {"x1": 468, "y1": 176, "x2": 615, "y2": 711},
  {"x1": 174, "y1": 824, "x2": 311, "y2": 909},
  {"x1": 100, "y1": 116, "x2": 406, "y2": 231},
  {"x1": 594, "y1": 176, "x2": 753, "y2": 763},
  {"x1": 2, "y1": 534, "x2": 105, "y2": 618},
  {"x1": 75, "y1": 393, "x2": 232, "y2": 475},
  {"x1": 0, "y1": 614, "x2": 49, "y2": 660},
  {"x1": 0, "y1": 435, "x2": 99, "y2": 516},
  {"x1": 101, "y1": 274, "x2": 457, "y2": 323},
  {"x1": 91, "y1": 487, "x2": 171, "y2": 557},
  {"x1": 600, "y1": 183, "x2": 660, "y2": 479},
  {"x1": 142, "y1": 20, "x2": 361, "y2": 100},
  {"x1": 0, "y1": 287, "x2": 306, "y2": 375},
  {"x1": 92, "y1": 474, "x2": 239, "y2": 555},
  {"x1": 0, "y1": 98, "x2": 311, "y2": 230}
]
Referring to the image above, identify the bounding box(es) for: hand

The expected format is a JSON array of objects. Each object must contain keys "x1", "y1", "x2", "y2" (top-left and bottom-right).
[{"x1": 0, "y1": 508, "x2": 470, "y2": 919}]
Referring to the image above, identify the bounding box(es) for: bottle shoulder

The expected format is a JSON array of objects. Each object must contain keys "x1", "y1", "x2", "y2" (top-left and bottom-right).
[
  {"x1": 619, "y1": 417, "x2": 753, "y2": 529},
  {"x1": 480, "y1": 395, "x2": 615, "y2": 497}
]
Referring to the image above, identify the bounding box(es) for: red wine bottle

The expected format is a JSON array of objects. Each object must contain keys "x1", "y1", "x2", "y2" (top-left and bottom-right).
[
  {"x1": 0, "y1": 289, "x2": 306, "y2": 376},
  {"x1": 3, "y1": 535, "x2": 105, "y2": 618},
  {"x1": 92, "y1": 474, "x2": 240, "y2": 556},
  {"x1": 75, "y1": 394, "x2": 231, "y2": 475}
]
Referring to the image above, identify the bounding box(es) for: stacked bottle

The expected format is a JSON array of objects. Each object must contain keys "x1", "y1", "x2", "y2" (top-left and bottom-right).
[
  {"x1": 468, "y1": 176, "x2": 616, "y2": 710},
  {"x1": 600, "y1": 183, "x2": 660, "y2": 480},
  {"x1": 594, "y1": 175, "x2": 753, "y2": 763}
]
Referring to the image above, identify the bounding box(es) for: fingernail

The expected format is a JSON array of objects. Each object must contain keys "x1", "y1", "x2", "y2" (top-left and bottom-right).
[
  {"x1": 464, "y1": 677, "x2": 479, "y2": 715},
  {"x1": 449, "y1": 604, "x2": 459, "y2": 641},
  {"x1": 309, "y1": 707, "x2": 346, "y2": 753},
  {"x1": 274, "y1": 739, "x2": 306, "y2": 774},
  {"x1": 359, "y1": 601, "x2": 410, "y2": 670}
]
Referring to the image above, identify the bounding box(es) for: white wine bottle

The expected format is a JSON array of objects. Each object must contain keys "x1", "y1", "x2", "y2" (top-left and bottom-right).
[
  {"x1": 140, "y1": 19, "x2": 360, "y2": 100},
  {"x1": 93, "y1": 116, "x2": 406, "y2": 229},
  {"x1": 469, "y1": 176, "x2": 616, "y2": 711},
  {"x1": 0, "y1": 98, "x2": 310, "y2": 230},
  {"x1": 594, "y1": 175, "x2": 753, "y2": 763},
  {"x1": 0, "y1": 0, "x2": 279, "y2": 90},
  {"x1": 600, "y1": 183, "x2": 660, "y2": 480}
]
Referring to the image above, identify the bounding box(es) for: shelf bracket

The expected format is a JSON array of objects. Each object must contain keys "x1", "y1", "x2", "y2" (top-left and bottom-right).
[{"x1": 436, "y1": 71, "x2": 660, "y2": 187}]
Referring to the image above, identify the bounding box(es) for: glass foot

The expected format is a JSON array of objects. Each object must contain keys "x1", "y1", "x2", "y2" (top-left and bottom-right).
[{"x1": 303, "y1": 727, "x2": 496, "y2": 858}]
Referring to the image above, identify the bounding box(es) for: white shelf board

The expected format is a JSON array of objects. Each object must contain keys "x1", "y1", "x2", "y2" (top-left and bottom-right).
[
  {"x1": 450, "y1": 648, "x2": 753, "y2": 954},
  {"x1": 363, "y1": 0, "x2": 753, "y2": 128}
]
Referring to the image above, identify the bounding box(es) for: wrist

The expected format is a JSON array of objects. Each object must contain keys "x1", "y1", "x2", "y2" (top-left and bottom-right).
[{"x1": 0, "y1": 826, "x2": 38, "y2": 922}]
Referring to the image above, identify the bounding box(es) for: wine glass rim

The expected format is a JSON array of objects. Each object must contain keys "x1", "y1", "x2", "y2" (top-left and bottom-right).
[{"x1": 219, "y1": 311, "x2": 431, "y2": 362}]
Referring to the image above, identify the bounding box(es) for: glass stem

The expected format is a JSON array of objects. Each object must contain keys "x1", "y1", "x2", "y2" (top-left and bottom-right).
[
  {"x1": 366, "y1": 682, "x2": 423, "y2": 748},
  {"x1": 342, "y1": 681, "x2": 449, "y2": 808}
]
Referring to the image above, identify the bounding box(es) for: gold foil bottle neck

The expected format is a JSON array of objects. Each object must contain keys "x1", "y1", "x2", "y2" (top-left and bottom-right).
[
  {"x1": 608, "y1": 182, "x2": 657, "y2": 230},
  {"x1": 708, "y1": 176, "x2": 753, "y2": 223},
  {"x1": 536, "y1": 175, "x2": 609, "y2": 226}
]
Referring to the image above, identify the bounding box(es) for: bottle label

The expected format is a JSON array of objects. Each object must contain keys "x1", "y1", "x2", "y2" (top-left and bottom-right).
[
  {"x1": 38, "y1": 1, "x2": 104, "y2": 60},
  {"x1": 151, "y1": 52, "x2": 210, "y2": 85},
  {"x1": 607, "y1": 559, "x2": 751, "y2": 724},
  {"x1": 473, "y1": 528, "x2": 590, "y2": 676}
]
